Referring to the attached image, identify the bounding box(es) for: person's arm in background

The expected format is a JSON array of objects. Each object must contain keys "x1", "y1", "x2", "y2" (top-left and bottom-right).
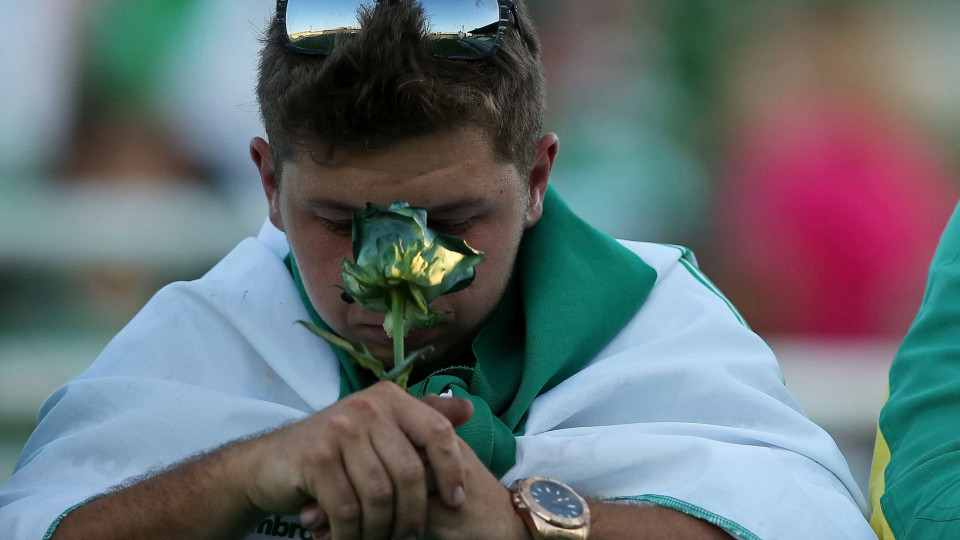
[{"x1": 870, "y1": 201, "x2": 960, "y2": 538}]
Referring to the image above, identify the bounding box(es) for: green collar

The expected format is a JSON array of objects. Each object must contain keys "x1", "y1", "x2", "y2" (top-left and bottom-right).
[{"x1": 286, "y1": 186, "x2": 657, "y2": 476}]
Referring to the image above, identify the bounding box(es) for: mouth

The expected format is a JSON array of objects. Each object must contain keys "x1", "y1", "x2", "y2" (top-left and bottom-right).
[{"x1": 359, "y1": 324, "x2": 443, "y2": 349}]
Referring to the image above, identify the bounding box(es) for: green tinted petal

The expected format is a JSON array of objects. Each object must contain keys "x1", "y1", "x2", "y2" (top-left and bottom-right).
[
  {"x1": 348, "y1": 202, "x2": 483, "y2": 298},
  {"x1": 353, "y1": 205, "x2": 427, "y2": 265},
  {"x1": 382, "y1": 312, "x2": 395, "y2": 336},
  {"x1": 343, "y1": 259, "x2": 391, "y2": 311},
  {"x1": 405, "y1": 308, "x2": 442, "y2": 333},
  {"x1": 383, "y1": 298, "x2": 440, "y2": 336},
  {"x1": 416, "y1": 236, "x2": 485, "y2": 302},
  {"x1": 383, "y1": 240, "x2": 424, "y2": 283},
  {"x1": 387, "y1": 201, "x2": 429, "y2": 232},
  {"x1": 432, "y1": 233, "x2": 485, "y2": 264},
  {"x1": 343, "y1": 259, "x2": 384, "y2": 288},
  {"x1": 408, "y1": 283, "x2": 430, "y2": 312},
  {"x1": 356, "y1": 297, "x2": 390, "y2": 313},
  {"x1": 343, "y1": 272, "x2": 390, "y2": 312}
]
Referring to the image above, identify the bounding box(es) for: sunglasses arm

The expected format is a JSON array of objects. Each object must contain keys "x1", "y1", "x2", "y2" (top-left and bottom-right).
[{"x1": 502, "y1": 1, "x2": 531, "y2": 54}]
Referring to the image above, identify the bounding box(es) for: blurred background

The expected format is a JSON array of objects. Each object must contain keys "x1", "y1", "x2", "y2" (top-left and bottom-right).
[{"x1": 3, "y1": 0, "x2": 960, "y2": 502}]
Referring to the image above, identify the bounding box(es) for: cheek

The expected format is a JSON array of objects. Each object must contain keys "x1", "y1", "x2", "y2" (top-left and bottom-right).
[
  {"x1": 446, "y1": 233, "x2": 521, "y2": 322},
  {"x1": 289, "y1": 231, "x2": 354, "y2": 327},
  {"x1": 471, "y1": 218, "x2": 525, "y2": 276}
]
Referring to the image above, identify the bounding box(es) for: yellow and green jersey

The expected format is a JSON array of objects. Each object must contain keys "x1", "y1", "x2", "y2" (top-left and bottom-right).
[{"x1": 871, "y1": 202, "x2": 960, "y2": 538}]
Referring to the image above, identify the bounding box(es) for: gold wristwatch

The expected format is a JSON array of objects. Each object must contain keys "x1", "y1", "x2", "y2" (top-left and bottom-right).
[{"x1": 510, "y1": 477, "x2": 591, "y2": 539}]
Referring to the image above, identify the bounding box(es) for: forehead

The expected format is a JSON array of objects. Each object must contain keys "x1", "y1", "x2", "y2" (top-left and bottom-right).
[{"x1": 281, "y1": 127, "x2": 523, "y2": 208}]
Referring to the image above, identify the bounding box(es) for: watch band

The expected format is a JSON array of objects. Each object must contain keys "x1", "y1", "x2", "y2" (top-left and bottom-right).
[{"x1": 528, "y1": 512, "x2": 589, "y2": 540}]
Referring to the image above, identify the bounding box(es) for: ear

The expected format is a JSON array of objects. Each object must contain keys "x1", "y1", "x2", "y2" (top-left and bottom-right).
[
  {"x1": 250, "y1": 137, "x2": 284, "y2": 232},
  {"x1": 523, "y1": 133, "x2": 560, "y2": 228}
]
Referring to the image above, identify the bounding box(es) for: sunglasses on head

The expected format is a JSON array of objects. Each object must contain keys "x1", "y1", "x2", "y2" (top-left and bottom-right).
[{"x1": 276, "y1": 0, "x2": 527, "y2": 60}]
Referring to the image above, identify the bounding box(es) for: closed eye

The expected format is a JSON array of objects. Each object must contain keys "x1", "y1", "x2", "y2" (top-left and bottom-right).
[
  {"x1": 429, "y1": 219, "x2": 474, "y2": 235},
  {"x1": 317, "y1": 217, "x2": 352, "y2": 235}
]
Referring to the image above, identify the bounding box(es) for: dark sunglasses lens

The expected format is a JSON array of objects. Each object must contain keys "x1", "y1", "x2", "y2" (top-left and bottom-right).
[
  {"x1": 420, "y1": 0, "x2": 503, "y2": 58},
  {"x1": 285, "y1": 0, "x2": 503, "y2": 57},
  {"x1": 285, "y1": 0, "x2": 374, "y2": 52}
]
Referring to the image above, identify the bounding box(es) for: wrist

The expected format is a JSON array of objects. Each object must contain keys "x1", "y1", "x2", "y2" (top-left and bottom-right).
[
  {"x1": 505, "y1": 482, "x2": 535, "y2": 540},
  {"x1": 218, "y1": 435, "x2": 269, "y2": 515},
  {"x1": 510, "y1": 501, "x2": 535, "y2": 540}
]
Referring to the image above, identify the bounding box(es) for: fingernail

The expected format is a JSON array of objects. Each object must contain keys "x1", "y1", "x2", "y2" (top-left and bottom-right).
[{"x1": 452, "y1": 485, "x2": 466, "y2": 507}]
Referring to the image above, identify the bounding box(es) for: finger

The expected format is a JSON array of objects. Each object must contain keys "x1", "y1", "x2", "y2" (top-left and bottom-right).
[
  {"x1": 304, "y1": 449, "x2": 361, "y2": 540},
  {"x1": 397, "y1": 403, "x2": 467, "y2": 509},
  {"x1": 419, "y1": 449, "x2": 438, "y2": 497},
  {"x1": 300, "y1": 501, "x2": 328, "y2": 530},
  {"x1": 342, "y1": 438, "x2": 394, "y2": 540},
  {"x1": 420, "y1": 394, "x2": 474, "y2": 428},
  {"x1": 311, "y1": 524, "x2": 331, "y2": 540},
  {"x1": 371, "y1": 424, "x2": 428, "y2": 540},
  {"x1": 305, "y1": 512, "x2": 331, "y2": 540}
]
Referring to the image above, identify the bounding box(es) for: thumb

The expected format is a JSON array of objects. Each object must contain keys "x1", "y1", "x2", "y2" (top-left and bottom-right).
[{"x1": 420, "y1": 394, "x2": 474, "y2": 428}]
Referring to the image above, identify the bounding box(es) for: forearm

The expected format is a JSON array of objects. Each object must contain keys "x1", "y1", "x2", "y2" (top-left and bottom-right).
[
  {"x1": 53, "y1": 441, "x2": 264, "y2": 540},
  {"x1": 588, "y1": 501, "x2": 730, "y2": 540}
]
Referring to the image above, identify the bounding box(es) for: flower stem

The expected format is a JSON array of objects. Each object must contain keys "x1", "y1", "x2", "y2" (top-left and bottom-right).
[{"x1": 390, "y1": 289, "x2": 404, "y2": 371}]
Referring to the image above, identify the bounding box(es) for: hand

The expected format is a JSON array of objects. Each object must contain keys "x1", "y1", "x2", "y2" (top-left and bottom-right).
[
  {"x1": 422, "y1": 438, "x2": 532, "y2": 540},
  {"x1": 236, "y1": 382, "x2": 474, "y2": 540},
  {"x1": 295, "y1": 395, "x2": 528, "y2": 540}
]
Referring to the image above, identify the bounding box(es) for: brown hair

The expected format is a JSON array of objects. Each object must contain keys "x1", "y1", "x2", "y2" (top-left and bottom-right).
[{"x1": 256, "y1": 0, "x2": 545, "y2": 178}]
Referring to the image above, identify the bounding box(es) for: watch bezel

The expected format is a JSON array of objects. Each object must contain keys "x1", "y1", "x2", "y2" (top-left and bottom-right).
[{"x1": 513, "y1": 476, "x2": 591, "y2": 529}]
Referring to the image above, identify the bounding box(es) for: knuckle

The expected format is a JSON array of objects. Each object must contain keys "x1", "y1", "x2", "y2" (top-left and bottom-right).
[
  {"x1": 344, "y1": 395, "x2": 377, "y2": 415},
  {"x1": 431, "y1": 438, "x2": 458, "y2": 463},
  {"x1": 428, "y1": 417, "x2": 454, "y2": 439},
  {"x1": 396, "y1": 517, "x2": 425, "y2": 540},
  {"x1": 373, "y1": 381, "x2": 408, "y2": 402},
  {"x1": 362, "y1": 478, "x2": 394, "y2": 506},
  {"x1": 373, "y1": 380, "x2": 401, "y2": 394},
  {"x1": 305, "y1": 445, "x2": 336, "y2": 468},
  {"x1": 396, "y1": 461, "x2": 425, "y2": 486},
  {"x1": 332, "y1": 500, "x2": 361, "y2": 522},
  {"x1": 326, "y1": 415, "x2": 359, "y2": 439}
]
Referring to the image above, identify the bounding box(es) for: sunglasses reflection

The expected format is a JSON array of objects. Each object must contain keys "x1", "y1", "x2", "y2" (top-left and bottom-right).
[{"x1": 285, "y1": 0, "x2": 504, "y2": 56}]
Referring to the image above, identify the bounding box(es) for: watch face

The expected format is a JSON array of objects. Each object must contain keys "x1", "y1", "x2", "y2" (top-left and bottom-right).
[{"x1": 529, "y1": 479, "x2": 584, "y2": 519}]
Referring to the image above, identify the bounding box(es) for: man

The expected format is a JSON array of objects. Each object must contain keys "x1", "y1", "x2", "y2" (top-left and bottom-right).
[
  {"x1": 869, "y1": 201, "x2": 960, "y2": 539},
  {"x1": 0, "y1": 2, "x2": 872, "y2": 538}
]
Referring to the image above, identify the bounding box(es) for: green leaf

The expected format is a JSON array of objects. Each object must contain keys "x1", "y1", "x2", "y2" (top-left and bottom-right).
[
  {"x1": 384, "y1": 346, "x2": 435, "y2": 390},
  {"x1": 297, "y1": 321, "x2": 385, "y2": 377}
]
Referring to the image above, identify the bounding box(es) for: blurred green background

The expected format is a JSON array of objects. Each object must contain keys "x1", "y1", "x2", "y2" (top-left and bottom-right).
[{"x1": 4, "y1": 1, "x2": 960, "y2": 501}]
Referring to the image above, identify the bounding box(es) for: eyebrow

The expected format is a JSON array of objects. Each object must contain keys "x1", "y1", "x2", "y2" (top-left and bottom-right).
[
  {"x1": 305, "y1": 197, "x2": 491, "y2": 215},
  {"x1": 305, "y1": 199, "x2": 361, "y2": 213},
  {"x1": 427, "y1": 197, "x2": 491, "y2": 214}
]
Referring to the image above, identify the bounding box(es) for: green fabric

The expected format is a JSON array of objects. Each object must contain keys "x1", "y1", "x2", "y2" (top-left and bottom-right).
[
  {"x1": 43, "y1": 502, "x2": 85, "y2": 540},
  {"x1": 286, "y1": 187, "x2": 657, "y2": 477},
  {"x1": 878, "y1": 201, "x2": 960, "y2": 537},
  {"x1": 85, "y1": 0, "x2": 197, "y2": 107}
]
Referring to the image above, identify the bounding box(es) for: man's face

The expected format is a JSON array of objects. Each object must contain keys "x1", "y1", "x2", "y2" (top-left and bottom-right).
[{"x1": 259, "y1": 127, "x2": 551, "y2": 367}]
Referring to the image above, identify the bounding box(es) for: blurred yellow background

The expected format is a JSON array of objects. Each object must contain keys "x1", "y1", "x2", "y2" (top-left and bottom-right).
[{"x1": 3, "y1": 1, "x2": 960, "y2": 501}]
